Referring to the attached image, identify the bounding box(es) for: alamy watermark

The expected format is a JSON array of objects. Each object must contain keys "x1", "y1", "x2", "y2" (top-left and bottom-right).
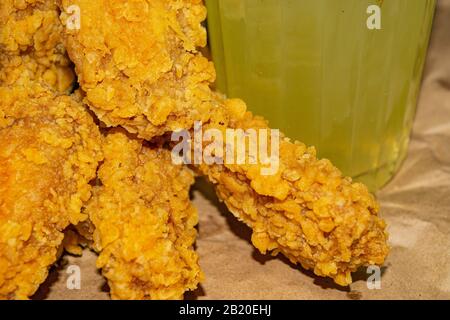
[
  {"x1": 64, "y1": 5, "x2": 81, "y2": 30},
  {"x1": 171, "y1": 122, "x2": 280, "y2": 176},
  {"x1": 65, "y1": 4, "x2": 381, "y2": 32},
  {"x1": 66, "y1": 265, "x2": 81, "y2": 290},
  {"x1": 367, "y1": 5, "x2": 382, "y2": 30},
  {"x1": 367, "y1": 265, "x2": 382, "y2": 290}
]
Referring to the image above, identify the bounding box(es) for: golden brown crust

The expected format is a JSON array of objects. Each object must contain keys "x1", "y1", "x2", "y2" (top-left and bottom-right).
[
  {"x1": 60, "y1": 0, "x2": 215, "y2": 139},
  {"x1": 85, "y1": 130, "x2": 203, "y2": 300},
  {"x1": 0, "y1": 0, "x2": 75, "y2": 92},
  {"x1": 196, "y1": 97, "x2": 389, "y2": 286},
  {"x1": 0, "y1": 84, "x2": 103, "y2": 299}
]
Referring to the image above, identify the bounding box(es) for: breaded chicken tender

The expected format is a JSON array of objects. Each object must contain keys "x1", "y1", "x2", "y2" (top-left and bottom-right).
[
  {"x1": 85, "y1": 130, "x2": 203, "y2": 300},
  {"x1": 195, "y1": 97, "x2": 389, "y2": 286},
  {"x1": 60, "y1": 0, "x2": 389, "y2": 286},
  {"x1": 60, "y1": 0, "x2": 215, "y2": 139},
  {"x1": 0, "y1": 0, "x2": 75, "y2": 92},
  {"x1": 0, "y1": 83, "x2": 103, "y2": 299}
]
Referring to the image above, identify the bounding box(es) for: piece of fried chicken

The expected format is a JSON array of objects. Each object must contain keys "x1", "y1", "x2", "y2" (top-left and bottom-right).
[
  {"x1": 60, "y1": 0, "x2": 215, "y2": 138},
  {"x1": 0, "y1": 83, "x2": 103, "y2": 299},
  {"x1": 84, "y1": 130, "x2": 203, "y2": 300},
  {"x1": 193, "y1": 96, "x2": 389, "y2": 286},
  {"x1": 0, "y1": 0, "x2": 74, "y2": 92},
  {"x1": 61, "y1": 0, "x2": 389, "y2": 286}
]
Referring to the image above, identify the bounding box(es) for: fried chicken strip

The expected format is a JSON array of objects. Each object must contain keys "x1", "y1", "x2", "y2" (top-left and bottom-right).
[
  {"x1": 60, "y1": 0, "x2": 215, "y2": 138},
  {"x1": 193, "y1": 96, "x2": 389, "y2": 286},
  {"x1": 0, "y1": 83, "x2": 103, "y2": 299},
  {"x1": 61, "y1": 0, "x2": 389, "y2": 286},
  {"x1": 0, "y1": 0, "x2": 75, "y2": 92},
  {"x1": 84, "y1": 130, "x2": 202, "y2": 300}
]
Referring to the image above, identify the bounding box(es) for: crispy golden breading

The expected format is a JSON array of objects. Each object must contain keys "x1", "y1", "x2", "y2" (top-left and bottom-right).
[
  {"x1": 0, "y1": 0, "x2": 75, "y2": 92},
  {"x1": 60, "y1": 0, "x2": 389, "y2": 286},
  {"x1": 60, "y1": 0, "x2": 215, "y2": 139},
  {"x1": 194, "y1": 96, "x2": 389, "y2": 286},
  {"x1": 0, "y1": 83, "x2": 103, "y2": 299},
  {"x1": 85, "y1": 130, "x2": 203, "y2": 300}
]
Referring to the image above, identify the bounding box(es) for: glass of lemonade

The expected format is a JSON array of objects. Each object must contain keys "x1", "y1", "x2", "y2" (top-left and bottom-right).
[{"x1": 205, "y1": 0, "x2": 436, "y2": 191}]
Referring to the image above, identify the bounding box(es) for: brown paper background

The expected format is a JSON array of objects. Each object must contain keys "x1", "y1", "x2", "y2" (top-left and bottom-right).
[{"x1": 35, "y1": 0, "x2": 450, "y2": 300}]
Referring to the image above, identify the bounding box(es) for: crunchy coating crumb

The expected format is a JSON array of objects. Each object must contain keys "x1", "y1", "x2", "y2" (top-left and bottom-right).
[
  {"x1": 60, "y1": 0, "x2": 215, "y2": 139},
  {"x1": 0, "y1": 83, "x2": 103, "y2": 299},
  {"x1": 0, "y1": 0, "x2": 75, "y2": 92},
  {"x1": 62, "y1": 227, "x2": 90, "y2": 256},
  {"x1": 196, "y1": 96, "x2": 389, "y2": 286},
  {"x1": 85, "y1": 130, "x2": 203, "y2": 300}
]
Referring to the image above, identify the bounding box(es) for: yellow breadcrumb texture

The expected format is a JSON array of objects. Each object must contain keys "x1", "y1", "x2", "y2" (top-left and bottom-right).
[
  {"x1": 85, "y1": 130, "x2": 203, "y2": 300},
  {"x1": 60, "y1": 0, "x2": 215, "y2": 139},
  {"x1": 196, "y1": 96, "x2": 389, "y2": 286},
  {"x1": 0, "y1": 0, "x2": 75, "y2": 92},
  {"x1": 0, "y1": 83, "x2": 103, "y2": 299}
]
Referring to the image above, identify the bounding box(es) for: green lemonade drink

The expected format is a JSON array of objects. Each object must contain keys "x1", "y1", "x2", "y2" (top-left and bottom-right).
[{"x1": 206, "y1": 0, "x2": 436, "y2": 191}]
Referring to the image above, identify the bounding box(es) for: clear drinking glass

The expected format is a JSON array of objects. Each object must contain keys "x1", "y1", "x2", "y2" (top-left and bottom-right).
[{"x1": 205, "y1": 0, "x2": 436, "y2": 191}]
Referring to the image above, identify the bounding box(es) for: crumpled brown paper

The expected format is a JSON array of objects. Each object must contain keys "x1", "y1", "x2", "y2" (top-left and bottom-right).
[{"x1": 35, "y1": 0, "x2": 450, "y2": 300}]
